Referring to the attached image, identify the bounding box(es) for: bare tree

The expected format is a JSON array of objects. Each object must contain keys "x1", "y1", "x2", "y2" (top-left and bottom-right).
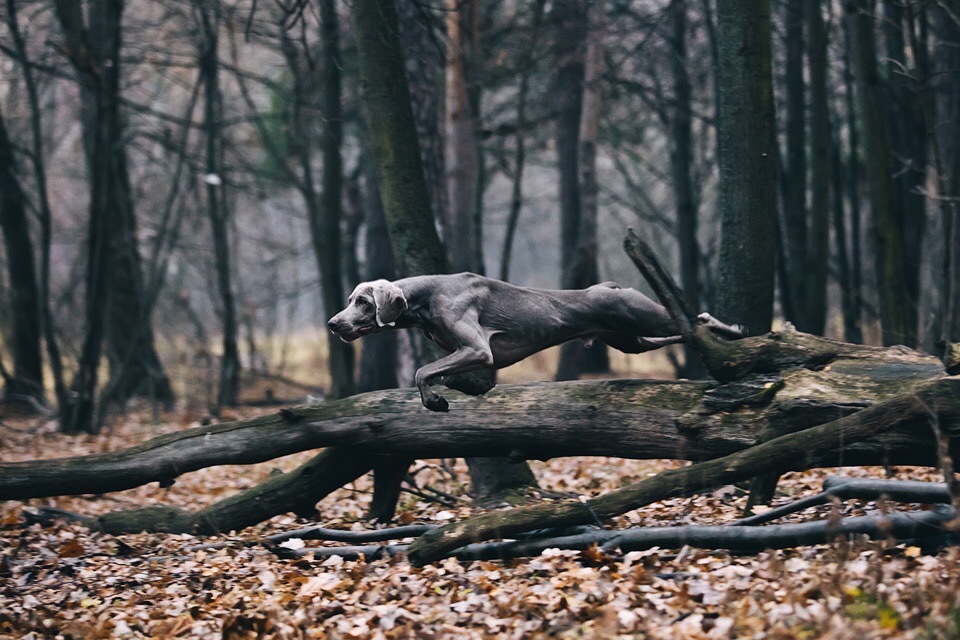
[
  {"x1": 54, "y1": 0, "x2": 173, "y2": 432},
  {"x1": 845, "y1": 0, "x2": 910, "y2": 346},
  {"x1": 0, "y1": 105, "x2": 44, "y2": 407},
  {"x1": 553, "y1": 0, "x2": 609, "y2": 381},
  {"x1": 193, "y1": 0, "x2": 240, "y2": 410}
]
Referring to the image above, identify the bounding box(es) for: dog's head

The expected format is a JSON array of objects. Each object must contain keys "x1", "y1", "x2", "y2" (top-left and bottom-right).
[{"x1": 327, "y1": 280, "x2": 408, "y2": 342}]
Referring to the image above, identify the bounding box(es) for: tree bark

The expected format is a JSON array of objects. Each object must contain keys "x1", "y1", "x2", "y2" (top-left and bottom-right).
[
  {"x1": 554, "y1": 0, "x2": 608, "y2": 380},
  {"x1": 4, "y1": 0, "x2": 68, "y2": 411},
  {"x1": 499, "y1": 0, "x2": 546, "y2": 282},
  {"x1": 806, "y1": 0, "x2": 831, "y2": 337},
  {"x1": 669, "y1": 0, "x2": 704, "y2": 379},
  {"x1": 313, "y1": 0, "x2": 354, "y2": 400},
  {"x1": 0, "y1": 106, "x2": 44, "y2": 406},
  {"x1": 846, "y1": 0, "x2": 910, "y2": 346},
  {"x1": 841, "y1": 17, "x2": 865, "y2": 344},
  {"x1": 781, "y1": 0, "x2": 807, "y2": 328},
  {"x1": 196, "y1": 0, "x2": 240, "y2": 411},
  {"x1": 356, "y1": 141, "x2": 399, "y2": 395},
  {"x1": 714, "y1": 0, "x2": 777, "y2": 336},
  {"x1": 883, "y1": 0, "x2": 926, "y2": 345},
  {"x1": 443, "y1": 0, "x2": 482, "y2": 274}
]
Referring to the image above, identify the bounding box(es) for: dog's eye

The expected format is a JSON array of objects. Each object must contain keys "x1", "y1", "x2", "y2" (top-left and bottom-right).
[{"x1": 358, "y1": 298, "x2": 371, "y2": 308}]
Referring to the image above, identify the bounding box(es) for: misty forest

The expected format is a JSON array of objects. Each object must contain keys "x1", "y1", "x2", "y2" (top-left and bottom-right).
[{"x1": 2, "y1": 0, "x2": 960, "y2": 638}]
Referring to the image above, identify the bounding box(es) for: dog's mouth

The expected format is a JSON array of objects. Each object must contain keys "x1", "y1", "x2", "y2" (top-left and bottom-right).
[{"x1": 337, "y1": 324, "x2": 376, "y2": 342}]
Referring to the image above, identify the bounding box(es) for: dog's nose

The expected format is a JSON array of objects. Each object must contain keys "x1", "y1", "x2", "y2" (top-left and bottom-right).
[{"x1": 327, "y1": 318, "x2": 339, "y2": 332}]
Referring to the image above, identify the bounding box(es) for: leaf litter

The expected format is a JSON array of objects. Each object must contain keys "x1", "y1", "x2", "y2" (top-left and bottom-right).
[{"x1": 2, "y1": 410, "x2": 960, "y2": 639}]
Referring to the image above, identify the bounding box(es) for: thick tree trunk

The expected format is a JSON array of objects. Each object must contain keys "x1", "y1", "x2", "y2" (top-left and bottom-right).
[
  {"x1": 846, "y1": 0, "x2": 910, "y2": 346},
  {"x1": 408, "y1": 375, "x2": 960, "y2": 564},
  {"x1": 356, "y1": 143, "x2": 399, "y2": 395},
  {"x1": 883, "y1": 1, "x2": 926, "y2": 345},
  {"x1": 313, "y1": 0, "x2": 354, "y2": 400},
  {"x1": 781, "y1": 0, "x2": 807, "y2": 328},
  {"x1": 841, "y1": 17, "x2": 865, "y2": 344},
  {"x1": 4, "y1": 0, "x2": 68, "y2": 411},
  {"x1": 443, "y1": 0, "x2": 481, "y2": 274},
  {"x1": 353, "y1": 0, "x2": 536, "y2": 502},
  {"x1": 669, "y1": 0, "x2": 704, "y2": 379},
  {"x1": 714, "y1": 0, "x2": 777, "y2": 336},
  {"x1": 0, "y1": 108, "x2": 44, "y2": 406},
  {"x1": 1, "y1": 343, "x2": 953, "y2": 504},
  {"x1": 554, "y1": 0, "x2": 608, "y2": 380},
  {"x1": 394, "y1": 0, "x2": 446, "y2": 238},
  {"x1": 806, "y1": 0, "x2": 830, "y2": 337}
]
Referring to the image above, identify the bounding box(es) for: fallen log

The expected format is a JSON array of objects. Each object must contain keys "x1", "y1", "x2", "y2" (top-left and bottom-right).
[
  {"x1": 406, "y1": 376, "x2": 960, "y2": 564},
  {"x1": 2, "y1": 366, "x2": 956, "y2": 503}
]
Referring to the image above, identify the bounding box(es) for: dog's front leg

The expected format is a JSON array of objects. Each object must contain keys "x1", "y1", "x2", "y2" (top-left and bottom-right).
[{"x1": 415, "y1": 346, "x2": 493, "y2": 412}]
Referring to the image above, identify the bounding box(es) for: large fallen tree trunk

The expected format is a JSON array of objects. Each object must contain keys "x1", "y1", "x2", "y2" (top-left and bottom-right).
[
  {"x1": 2, "y1": 363, "x2": 956, "y2": 502},
  {"x1": 3, "y1": 341, "x2": 957, "y2": 535}
]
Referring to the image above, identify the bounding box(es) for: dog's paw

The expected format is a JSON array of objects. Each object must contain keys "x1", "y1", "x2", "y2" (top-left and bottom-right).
[{"x1": 423, "y1": 394, "x2": 449, "y2": 412}]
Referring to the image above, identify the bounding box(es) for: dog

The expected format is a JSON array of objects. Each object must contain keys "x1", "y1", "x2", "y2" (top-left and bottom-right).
[{"x1": 328, "y1": 273, "x2": 743, "y2": 411}]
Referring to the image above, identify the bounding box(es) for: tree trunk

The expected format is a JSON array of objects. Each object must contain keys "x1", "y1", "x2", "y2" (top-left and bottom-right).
[
  {"x1": 54, "y1": 0, "x2": 173, "y2": 432},
  {"x1": 0, "y1": 107, "x2": 44, "y2": 406},
  {"x1": 841, "y1": 17, "x2": 865, "y2": 343},
  {"x1": 395, "y1": 0, "x2": 447, "y2": 239},
  {"x1": 443, "y1": 0, "x2": 481, "y2": 274},
  {"x1": 2, "y1": 331, "x2": 953, "y2": 503},
  {"x1": 408, "y1": 375, "x2": 960, "y2": 564},
  {"x1": 353, "y1": 0, "x2": 537, "y2": 503},
  {"x1": 714, "y1": 0, "x2": 777, "y2": 336},
  {"x1": 53, "y1": 0, "x2": 117, "y2": 433},
  {"x1": 714, "y1": 0, "x2": 779, "y2": 506},
  {"x1": 4, "y1": 0, "x2": 68, "y2": 411},
  {"x1": 356, "y1": 141, "x2": 399, "y2": 394},
  {"x1": 313, "y1": 0, "x2": 354, "y2": 400},
  {"x1": 805, "y1": 0, "x2": 830, "y2": 337},
  {"x1": 499, "y1": 0, "x2": 547, "y2": 282},
  {"x1": 846, "y1": 0, "x2": 910, "y2": 346},
  {"x1": 85, "y1": 0, "x2": 173, "y2": 410},
  {"x1": 883, "y1": 0, "x2": 925, "y2": 345},
  {"x1": 781, "y1": 0, "x2": 807, "y2": 329},
  {"x1": 554, "y1": 0, "x2": 608, "y2": 381},
  {"x1": 669, "y1": 0, "x2": 704, "y2": 379},
  {"x1": 196, "y1": 1, "x2": 240, "y2": 411},
  {"x1": 931, "y1": 6, "x2": 960, "y2": 343}
]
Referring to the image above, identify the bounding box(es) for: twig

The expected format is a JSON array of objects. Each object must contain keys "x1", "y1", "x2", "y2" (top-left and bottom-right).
[
  {"x1": 275, "y1": 509, "x2": 956, "y2": 562},
  {"x1": 270, "y1": 524, "x2": 438, "y2": 544},
  {"x1": 734, "y1": 476, "x2": 952, "y2": 527}
]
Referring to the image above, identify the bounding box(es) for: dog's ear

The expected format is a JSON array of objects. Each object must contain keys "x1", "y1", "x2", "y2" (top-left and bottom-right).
[{"x1": 371, "y1": 281, "x2": 408, "y2": 327}]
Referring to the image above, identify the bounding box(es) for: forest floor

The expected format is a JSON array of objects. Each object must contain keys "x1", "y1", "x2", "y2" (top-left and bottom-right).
[{"x1": 3, "y1": 366, "x2": 960, "y2": 638}]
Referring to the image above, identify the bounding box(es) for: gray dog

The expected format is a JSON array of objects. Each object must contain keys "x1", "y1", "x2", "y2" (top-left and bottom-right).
[{"x1": 328, "y1": 273, "x2": 743, "y2": 412}]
